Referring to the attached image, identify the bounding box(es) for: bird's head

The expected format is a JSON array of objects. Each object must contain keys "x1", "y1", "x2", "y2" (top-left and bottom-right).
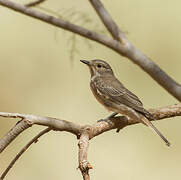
[{"x1": 80, "y1": 59, "x2": 114, "y2": 77}]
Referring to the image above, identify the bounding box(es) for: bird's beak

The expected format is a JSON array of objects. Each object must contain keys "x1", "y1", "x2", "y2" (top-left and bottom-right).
[{"x1": 80, "y1": 60, "x2": 91, "y2": 66}]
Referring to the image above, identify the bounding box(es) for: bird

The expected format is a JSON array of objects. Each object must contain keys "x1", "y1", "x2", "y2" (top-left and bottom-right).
[{"x1": 80, "y1": 59, "x2": 170, "y2": 147}]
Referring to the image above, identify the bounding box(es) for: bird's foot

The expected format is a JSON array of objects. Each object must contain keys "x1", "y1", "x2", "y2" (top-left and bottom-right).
[
  {"x1": 97, "y1": 118, "x2": 107, "y2": 123},
  {"x1": 97, "y1": 112, "x2": 118, "y2": 123}
]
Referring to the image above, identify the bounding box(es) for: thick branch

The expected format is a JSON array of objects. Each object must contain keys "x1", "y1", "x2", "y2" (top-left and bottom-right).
[
  {"x1": 0, "y1": 0, "x2": 181, "y2": 101},
  {"x1": 121, "y1": 46, "x2": 181, "y2": 102},
  {"x1": 0, "y1": 127, "x2": 51, "y2": 180}
]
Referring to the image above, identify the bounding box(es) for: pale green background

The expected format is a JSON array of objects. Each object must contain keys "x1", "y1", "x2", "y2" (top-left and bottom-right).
[{"x1": 0, "y1": 0, "x2": 181, "y2": 179}]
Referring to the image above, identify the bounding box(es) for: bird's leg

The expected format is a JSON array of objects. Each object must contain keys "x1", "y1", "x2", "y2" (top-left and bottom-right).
[
  {"x1": 97, "y1": 112, "x2": 118, "y2": 122},
  {"x1": 106, "y1": 112, "x2": 118, "y2": 119}
]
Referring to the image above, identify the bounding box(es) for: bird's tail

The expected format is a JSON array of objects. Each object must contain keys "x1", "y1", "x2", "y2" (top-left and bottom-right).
[{"x1": 140, "y1": 112, "x2": 171, "y2": 147}]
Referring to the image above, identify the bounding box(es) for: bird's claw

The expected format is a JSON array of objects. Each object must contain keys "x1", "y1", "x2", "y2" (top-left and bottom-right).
[{"x1": 97, "y1": 118, "x2": 109, "y2": 123}]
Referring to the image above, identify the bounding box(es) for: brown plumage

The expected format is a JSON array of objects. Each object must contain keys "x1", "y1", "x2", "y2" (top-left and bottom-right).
[{"x1": 80, "y1": 59, "x2": 170, "y2": 146}]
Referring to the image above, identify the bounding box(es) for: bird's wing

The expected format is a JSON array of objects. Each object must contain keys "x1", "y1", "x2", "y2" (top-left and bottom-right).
[{"x1": 94, "y1": 76, "x2": 145, "y2": 113}]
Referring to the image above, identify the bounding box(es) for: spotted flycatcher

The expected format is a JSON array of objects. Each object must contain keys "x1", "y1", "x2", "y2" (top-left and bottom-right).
[{"x1": 80, "y1": 59, "x2": 170, "y2": 146}]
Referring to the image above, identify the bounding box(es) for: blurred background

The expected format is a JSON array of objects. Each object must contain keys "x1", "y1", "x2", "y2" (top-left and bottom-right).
[{"x1": 0, "y1": 0, "x2": 181, "y2": 179}]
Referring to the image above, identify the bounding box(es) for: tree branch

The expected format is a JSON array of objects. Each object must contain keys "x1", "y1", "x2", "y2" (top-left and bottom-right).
[
  {"x1": 0, "y1": 127, "x2": 51, "y2": 180},
  {"x1": 89, "y1": 0, "x2": 121, "y2": 41},
  {"x1": 0, "y1": 104, "x2": 180, "y2": 153},
  {"x1": 0, "y1": 104, "x2": 180, "y2": 179},
  {"x1": 0, "y1": 113, "x2": 81, "y2": 153},
  {"x1": 0, "y1": 119, "x2": 32, "y2": 154},
  {"x1": 0, "y1": 0, "x2": 116, "y2": 50},
  {"x1": 78, "y1": 130, "x2": 92, "y2": 180}
]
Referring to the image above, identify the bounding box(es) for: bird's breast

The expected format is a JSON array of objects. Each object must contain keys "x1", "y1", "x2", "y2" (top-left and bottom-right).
[{"x1": 90, "y1": 81, "x2": 114, "y2": 111}]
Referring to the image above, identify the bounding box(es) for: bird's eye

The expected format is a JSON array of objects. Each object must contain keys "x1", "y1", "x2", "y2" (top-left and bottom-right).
[{"x1": 97, "y1": 64, "x2": 102, "y2": 68}]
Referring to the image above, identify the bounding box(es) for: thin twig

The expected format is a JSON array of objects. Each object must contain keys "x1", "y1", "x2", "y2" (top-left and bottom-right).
[
  {"x1": 26, "y1": 0, "x2": 46, "y2": 7},
  {"x1": 0, "y1": 127, "x2": 51, "y2": 180}
]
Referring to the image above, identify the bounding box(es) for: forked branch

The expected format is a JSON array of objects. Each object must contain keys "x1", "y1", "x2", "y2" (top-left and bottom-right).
[{"x1": 0, "y1": 104, "x2": 181, "y2": 153}]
